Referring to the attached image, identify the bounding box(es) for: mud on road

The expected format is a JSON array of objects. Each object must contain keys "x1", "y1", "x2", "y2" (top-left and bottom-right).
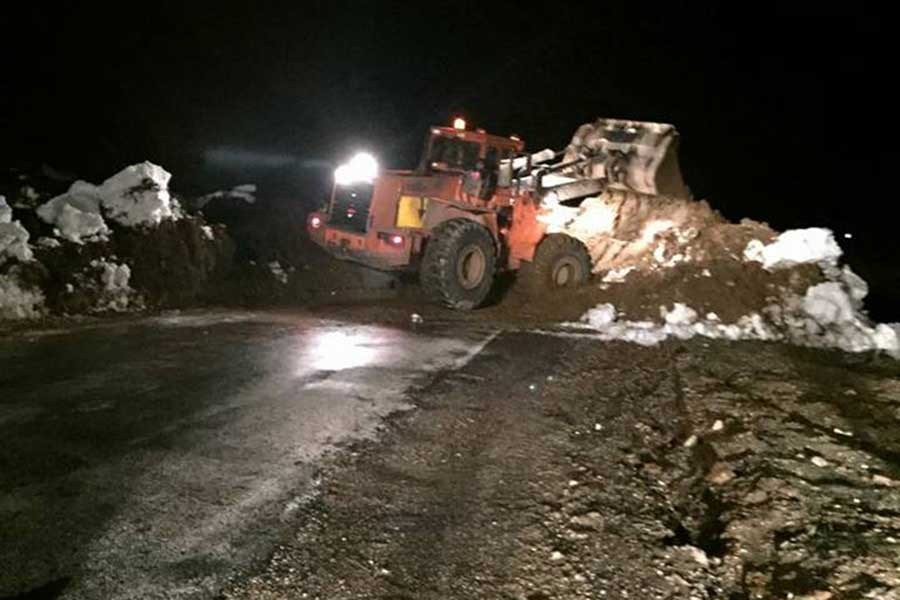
[{"x1": 224, "y1": 333, "x2": 900, "y2": 600}]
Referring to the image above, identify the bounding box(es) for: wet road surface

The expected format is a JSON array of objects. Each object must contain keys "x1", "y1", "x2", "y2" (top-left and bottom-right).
[
  {"x1": 5, "y1": 308, "x2": 900, "y2": 599},
  {"x1": 0, "y1": 310, "x2": 498, "y2": 599}
]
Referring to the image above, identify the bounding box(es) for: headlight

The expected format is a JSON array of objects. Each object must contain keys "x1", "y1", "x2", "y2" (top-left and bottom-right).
[{"x1": 334, "y1": 152, "x2": 378, "y2": 185}]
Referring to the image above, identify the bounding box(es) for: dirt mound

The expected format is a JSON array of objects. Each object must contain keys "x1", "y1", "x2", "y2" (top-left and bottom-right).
[
  {"x1": 545, "y1": 215, "x2": 895, "y2": 354},
  {"x1": 541, "y1": 190, "x2": 771, "y2": 275},
  {"x1": 30, "y1": 216, "x2": 234, "y2": 313},
  {"x1": 500, "y1": 197, "x2": 806, "y2": 324},
  {"x1": 496, "y1": 197, "x2": 896, "y2": 356},
  {"x1": 586, "y1": 218, "x2": 819, "y2": 323},
  {"x1": 588, "y1": 259, "x2": 822, "y2": 323},
  {"x1": 485, "y1": 254, "x2": 821, "y2": 329}
]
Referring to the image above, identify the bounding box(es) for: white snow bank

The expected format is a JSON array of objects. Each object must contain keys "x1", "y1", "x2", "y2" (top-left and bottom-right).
[
  {"x1": 0, "y1": 195, "x2": 11, "y2": 223},
  {"x1": 37, "y1": 162, "x2": 176, "y2": 242},
  {"x1": 195, "y1": 183, "x2": 257, "y2": 209},
  {"x1": 744, "y1": 228, "x2": 842, "y2": 270},
  {"x1": 0, "y1": 272, "x2": 44, "y2": 319},
  {"x1": 0, "y1": 196, "x2": 34, "y2": 263},
  {"x1": 36, "y1": 180, "x2": 104, "y2": 228},
  {"x1": 269, "y1": 260, "x2": 288, "y2": 284},
  {"x1": 99, "y1": 162, "x2": 174, "y2": 226},
  {"x1": 89, "y1": 259, "x2": 136, "y2": 312},
  {"x1": 601, "y1": 266, "x2": 636, "y2": 283},
  {"x1": 792, "y1": 282, "x2": 899, "y2": 354},
  {"x1": 574, "y1": 291, "x2": 899, "y2": 356},
  {"x1": 840, "y1": 266, "x2": 868, "y2": 303},
  {"x1": 0, "y1": 222, "x2": 34, "y2": 263},
  {"x1": 56, "y1": 203, "x2": 111, "y2": 243},
  {"x1": 802, "y1": 282, "x2": 855, "y2": 325},
  {"x1": 37, "y1": 181, "x2": 108, "y2": 243},
  {"x1": 575, "y1": 302, "x2": 779, "y2": 347},
  {"x1": 582, "y1": 303, "x2": 618, "y2": 328}
]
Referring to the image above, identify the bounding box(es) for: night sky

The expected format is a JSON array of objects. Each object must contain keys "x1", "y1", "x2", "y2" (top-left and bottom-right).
[{"x1": 3, "y1": 4, "x2": 892, "y2": 237}]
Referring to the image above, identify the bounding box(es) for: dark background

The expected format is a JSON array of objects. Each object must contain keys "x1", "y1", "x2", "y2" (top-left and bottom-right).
[{"x1": 2, "y1": 2, "x2": 895, "y2": 311}]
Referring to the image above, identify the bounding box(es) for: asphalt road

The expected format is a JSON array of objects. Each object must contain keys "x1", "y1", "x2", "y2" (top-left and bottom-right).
[
  {"x1": 219, "y1": 328, "x2": 900, "y2": 600},
  {"x1": 6, "y1": 308, "x2": 900, "y2": 599},
  {"x1": 0, "y1": 310, "x2": 498, "y2": 599}
]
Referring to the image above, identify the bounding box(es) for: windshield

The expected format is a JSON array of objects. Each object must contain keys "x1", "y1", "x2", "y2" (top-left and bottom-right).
[{"x1": 427, "y1": 136, "x2": 481, "y2": 171}]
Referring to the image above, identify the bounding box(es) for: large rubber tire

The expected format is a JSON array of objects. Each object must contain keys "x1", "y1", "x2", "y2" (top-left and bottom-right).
[
  {"x1": 421, "y1": 219, "x2": 497, "y2": 310},
  {"x1": 521, "y1": 234, "x2": 591, "y2": 293}
]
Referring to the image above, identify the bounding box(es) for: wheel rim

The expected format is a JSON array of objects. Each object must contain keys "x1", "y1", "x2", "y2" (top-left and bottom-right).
[
  {"x1": 457, "y1": 245, "x2": 486, "y2": 290},
  {"x1": 552, "y1": 257, "x2": 582, "y2": 287}
]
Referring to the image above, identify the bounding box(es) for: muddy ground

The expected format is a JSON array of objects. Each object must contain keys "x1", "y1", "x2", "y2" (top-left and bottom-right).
[{"x1": 221, "y1": 320, "x2": 900, "y2": 600}]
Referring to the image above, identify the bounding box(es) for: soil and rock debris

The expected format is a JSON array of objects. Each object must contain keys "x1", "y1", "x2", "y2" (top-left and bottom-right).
[{"x1": 222, "y1": 332, "x2": 900, "y2": 600}]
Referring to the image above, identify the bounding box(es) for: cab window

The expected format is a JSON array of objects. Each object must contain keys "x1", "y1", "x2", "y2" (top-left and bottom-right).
[{"x1": 428, "y1": 136, "x2": 481, "y2": 171}]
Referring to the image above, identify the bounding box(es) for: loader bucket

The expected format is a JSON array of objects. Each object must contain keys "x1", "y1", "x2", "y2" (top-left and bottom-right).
[{"x1": 563, "y1": 119, "x2": 690, "y2": 198}]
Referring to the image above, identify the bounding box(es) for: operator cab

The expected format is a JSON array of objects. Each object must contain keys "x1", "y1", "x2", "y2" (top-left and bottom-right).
[{"x1": 418, "y1": 122, "x2": 524, "y2": 176}]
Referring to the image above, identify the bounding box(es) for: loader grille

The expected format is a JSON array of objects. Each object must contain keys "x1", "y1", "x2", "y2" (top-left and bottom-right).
[{"x1": 329, "y1": 183, "x2": 373, "y2": 233}]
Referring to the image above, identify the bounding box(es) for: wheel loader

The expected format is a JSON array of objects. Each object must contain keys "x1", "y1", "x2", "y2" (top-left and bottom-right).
[{"x1": 306, "y1": 118, "x2": 688, "y2": 309}]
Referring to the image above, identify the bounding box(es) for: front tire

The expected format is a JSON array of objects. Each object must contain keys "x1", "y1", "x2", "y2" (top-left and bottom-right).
[
  {"x1": 521, "y1": 234, "x2": 591, "y2": 293},
  {"x1": 421, "y1": 219, "x2": 496, "y2": 310}
]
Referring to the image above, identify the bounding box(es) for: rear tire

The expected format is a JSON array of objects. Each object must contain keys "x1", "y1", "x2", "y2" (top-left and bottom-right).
[
  {"x1": 421, "y1": 219, "x2": 496, "y2": 310},
  {"x1": 521, "y1": 234, "x2": 591, "y2": 293}
]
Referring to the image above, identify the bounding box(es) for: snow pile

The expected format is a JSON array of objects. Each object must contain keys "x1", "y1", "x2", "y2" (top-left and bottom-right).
[
  {"x1": 55, "y1": 203, "x2": 110, "y2": 243},
  {"x1": 100, "y1": 162, "x2": 175, "y2": 226},
  {"x1": 0, "y1": 270, "x2": 44, "y2": 320},
  {"x1": 0, "y1": 195, "x2": 10, "y2": 223},
  {"x1": 195, "y1": 184, "x2": 257, "y2": 209},
  {"x1": 577, "y1": 302, "x2": 779, "y2": 347},
  {"x1": 269, "y1": 260, "x2": 289, "y2": 284},
  {"x1": 87, "y1": 259, "x2": 138, "y2": 312},
  {"x1": 743, "y1": 228, "x2": 842, "y2": 270},
  {"x1": 574, "y1": 264, "x2": 900, "y2": 356},
  {"x1": 37, "y1": 162, "x2": 176, "y2": 243},
  {"x1": 787, "y1": 280, "x2": 899, "y2": 354},
  {"x1": 0, "y1": 222, "x2": 33, "y2": 263},
  {"x1": 582, "y1": 303, "x2": 617, "y2": 328},
  {"x1": 601, "y1": 266, "x2": 636, "y2": 283},
  {"x1": 36, "y1": 181, "x2": 108, "y2": 243},
  {"x1": 0, "y1": 196, "x2": 34, "y2": 263},
  {"x1": 36, "y1": 237, "x2": 61, "y2": 249}
]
